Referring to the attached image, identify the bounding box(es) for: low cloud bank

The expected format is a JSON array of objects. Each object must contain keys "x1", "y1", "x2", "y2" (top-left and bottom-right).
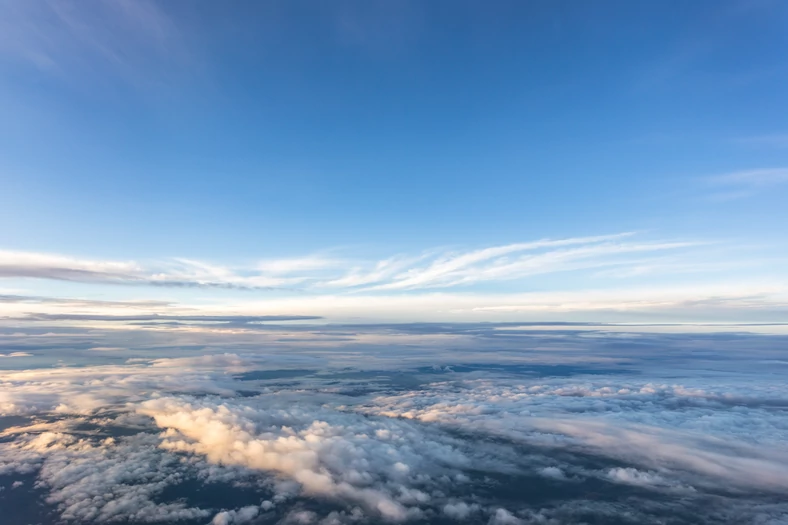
[{"x1": 1, "y1": 335, "x2": 788, "y2": 524}]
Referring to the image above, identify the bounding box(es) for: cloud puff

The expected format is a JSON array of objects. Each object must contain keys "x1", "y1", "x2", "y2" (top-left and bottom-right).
[
  {"x1": 606, "y1": 467, "x2": 695, "y2": 492},
  {"x1": 0, "y1": 430, "x2": 210, "y2": 522},
  {"x1": 137, "y1": 395, "x2": 476, "y2": 521},
  {"x1": 210, "y1": 506, "x2": 259, "y2": 525}
]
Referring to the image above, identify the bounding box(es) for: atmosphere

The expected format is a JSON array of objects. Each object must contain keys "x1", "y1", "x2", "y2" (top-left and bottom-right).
[{"x1": 1, "y1": 2, "x2": 788, "y2": 525}]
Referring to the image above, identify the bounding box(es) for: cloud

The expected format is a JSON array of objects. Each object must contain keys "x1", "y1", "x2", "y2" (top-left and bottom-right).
[
  {"x1": 258, "y1": 255, "x2": 344, "y2": 275},
  {"x1": 606, "y1": 467, "x2": 694, "y2": 492},
  {"x1": 734, "y1": 135, "x2": 788, "y2": 149},
  {"x1": 0, "y1": 351, "x2": 32, "y2": 357},
  {"x1": 21, "y1": 313, "x2": 321, "y2": 324},
  {"x1": 488, "y1": 508, "x2": 522, "y2": 525},
  {"x1": 3, "y1": 233, "x2": 782, "y2": 325},
  {"x1": 364, "y1": 240, "x2": 695, "y2": 291},
  {"x1": 1, "y1": 430, "x2": 211, "y2": 522},
  {"x1": 2, "y1": 337, "x2": 788, "y2": 524},
  {"x1": 706, "y1": 168, "x2": 788, "y2": 199},
  {"x1": 210, "y1": 506, "x2": 260, "y2": 525},
  {"x1": 323, "y1": 233, "x2": 690, "y2": 291},
  {"x1": 0, "y1": 294, "x2": 172, "y2": 308},
  {"x1": 359, "y1": 375, "x2": 788, "y2": 494},
  {"x1": 0, "y1": 250, "x2": 309, "y2": 290},
  {"x1": 443, "y1": 502, "x2": 481, "y2": 520},
  {"x1": 0, "y1": 233, "x2": 704, "y2": 295},
  {"x1": 0, "y1": 0, "x2": 193, "y2": 90},
  {"x1": 710, "y1": 168, "x2": 788, "y2": 186},
  {"x1": 136, "y1": 394, "x2": 480, "y2": 521}
]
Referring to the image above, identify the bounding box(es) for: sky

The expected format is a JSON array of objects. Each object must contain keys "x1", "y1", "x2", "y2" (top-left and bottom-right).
[
  {"x1": 3, "y1": 4, "x2": 788, "y2": 524},
  {"x1": 1, "y1": 0, "x2": 788, "y2": 324}
]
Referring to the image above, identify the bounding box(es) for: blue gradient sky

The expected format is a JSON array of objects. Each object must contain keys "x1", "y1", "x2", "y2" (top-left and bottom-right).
[{"x1": 1, "y1": 0, "x2": 787, "y2": 323}]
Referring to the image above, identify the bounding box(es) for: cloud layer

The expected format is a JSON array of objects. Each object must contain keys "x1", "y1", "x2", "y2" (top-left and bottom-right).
[
  {"x1": 2, "y1": 327, "x2": 788, "y2": 524},
  {"x1": 0, "y1": 233, "x2": 699, "y2": 292}
]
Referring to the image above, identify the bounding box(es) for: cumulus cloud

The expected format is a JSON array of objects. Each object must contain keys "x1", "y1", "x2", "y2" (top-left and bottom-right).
[
  {"x1": 209, "y1": 506, "x2": 259, "y2": 525},
  {"x1": 538, "y1": 467, "x2": 566, "y2": 480},
  {"x1": 0, "y1": 430, "x2": 211, "y2": 522},
  {"x1": 606, "y1": 467, "x2": 694, "y2": 492},
  {"x1": 488, "y1": 508, "x2": 522, "y2": 525},
  {"x1": 136, "y1": 395, "x2": 474, "y2": 521},
  {"x1": 443, "y1": 502, "x2": 481, "y2": 520}
]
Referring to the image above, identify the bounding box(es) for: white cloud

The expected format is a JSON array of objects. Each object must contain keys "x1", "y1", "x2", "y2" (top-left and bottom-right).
[
  {"x1": 136, "y1": 395, "x2": 476, "y2": 521},
  {"x1": 0, "y1": 250, "x2": 303, "y2": 289},
  {"x1": 735, "y1": 135, "x2": 788, "y2": 148},
  {"x1": 0, "y1": 0, "x2": 192, "y2": 89},
  {"x1": 539, "y1": 466, "x2": 566, "y2": 480},
  {"x1": 359, "y1": 376, "x2": 788, "y2": 494},
  {"x1": 712, "y1": 168, "x2": 788, "y2": 185},
  {"x1": 210, "y1": 506, "x2": 260, "y2": 525},
  {"x1": 707, "y1": 168, "x2": 788, "y2": 199},
  {"x1": 443, "y1": 501, "x2": 481, "y2": 520},
  {"x1": 0, "y1": 431, "x2": 211, "y2": 522},
  {"x1": 0, "y1": 233, "x2": 705, "y2": 295},
  {"x1": 2, "y1": 341, "x2": 788, "y2": 524},
  {"x1": 606, "y1": 467, "x2": 694, "y2": 491},
  {"x1": 488, "y1": 508, "x2": 522, "y2": 525},
  {"x1": 2, "y1": 232, "x2": 785, "y2": 324}
]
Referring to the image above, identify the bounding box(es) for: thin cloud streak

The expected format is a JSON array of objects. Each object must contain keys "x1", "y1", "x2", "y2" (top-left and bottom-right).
[
  {"x1": 710, "y1": 168, "x2": 788, "y2": 186},
  {"x1": 0, "y1": 0, "x2": 192, "y2": 89},
  {"x1": 21, "y1": 313, "x2": 321, "y2": 324},
  {"x1": 342, "y1": 234, "x2": 637, "y2": 291},
  {"x1": 0, "y1": 250, "x2": 299, "y2": 290},
  {"x1": 734, "y1": 134, "x2": 788, "y2": 148},
  {"x1": 0, "y1": 233, "x2": 732, "y2": 295},
  {"x1": 365, "y1": 241, "x2": 696, "y2": 291}
]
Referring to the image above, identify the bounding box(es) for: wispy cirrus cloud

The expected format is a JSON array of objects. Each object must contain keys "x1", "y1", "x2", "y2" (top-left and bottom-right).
[
  {"x1": 317, "y1": 233, "x2": 706, "y2": 292},
  {"x1": 360, "y1": 239, "x2": 696, "y2": 291},
  {"x1": 706, "y1": 168, "x2": 788, "y2": 200},
  {"x1": 710, "y1": 168, "x2": 788, "y2": 186},
  {"x1": 734, "y1": 134, "x2": 788, "y2": 148},
  {"x1": 0, "y1": 233, "x2": 700, "y2": 293},
  {"x1": 21, "y1": 313, "x2": 321, "y2": 324},
  {"x1": 0, "y1": 0, "x2": 192, "y2": 89},
  {"x1": 0, "y1": 250, "x2": 303, "y2": 290}
]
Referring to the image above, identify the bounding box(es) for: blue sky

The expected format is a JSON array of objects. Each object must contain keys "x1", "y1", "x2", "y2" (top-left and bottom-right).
[{"x1": 1, "y1": 0, "x2": 787, "y2": 323}]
